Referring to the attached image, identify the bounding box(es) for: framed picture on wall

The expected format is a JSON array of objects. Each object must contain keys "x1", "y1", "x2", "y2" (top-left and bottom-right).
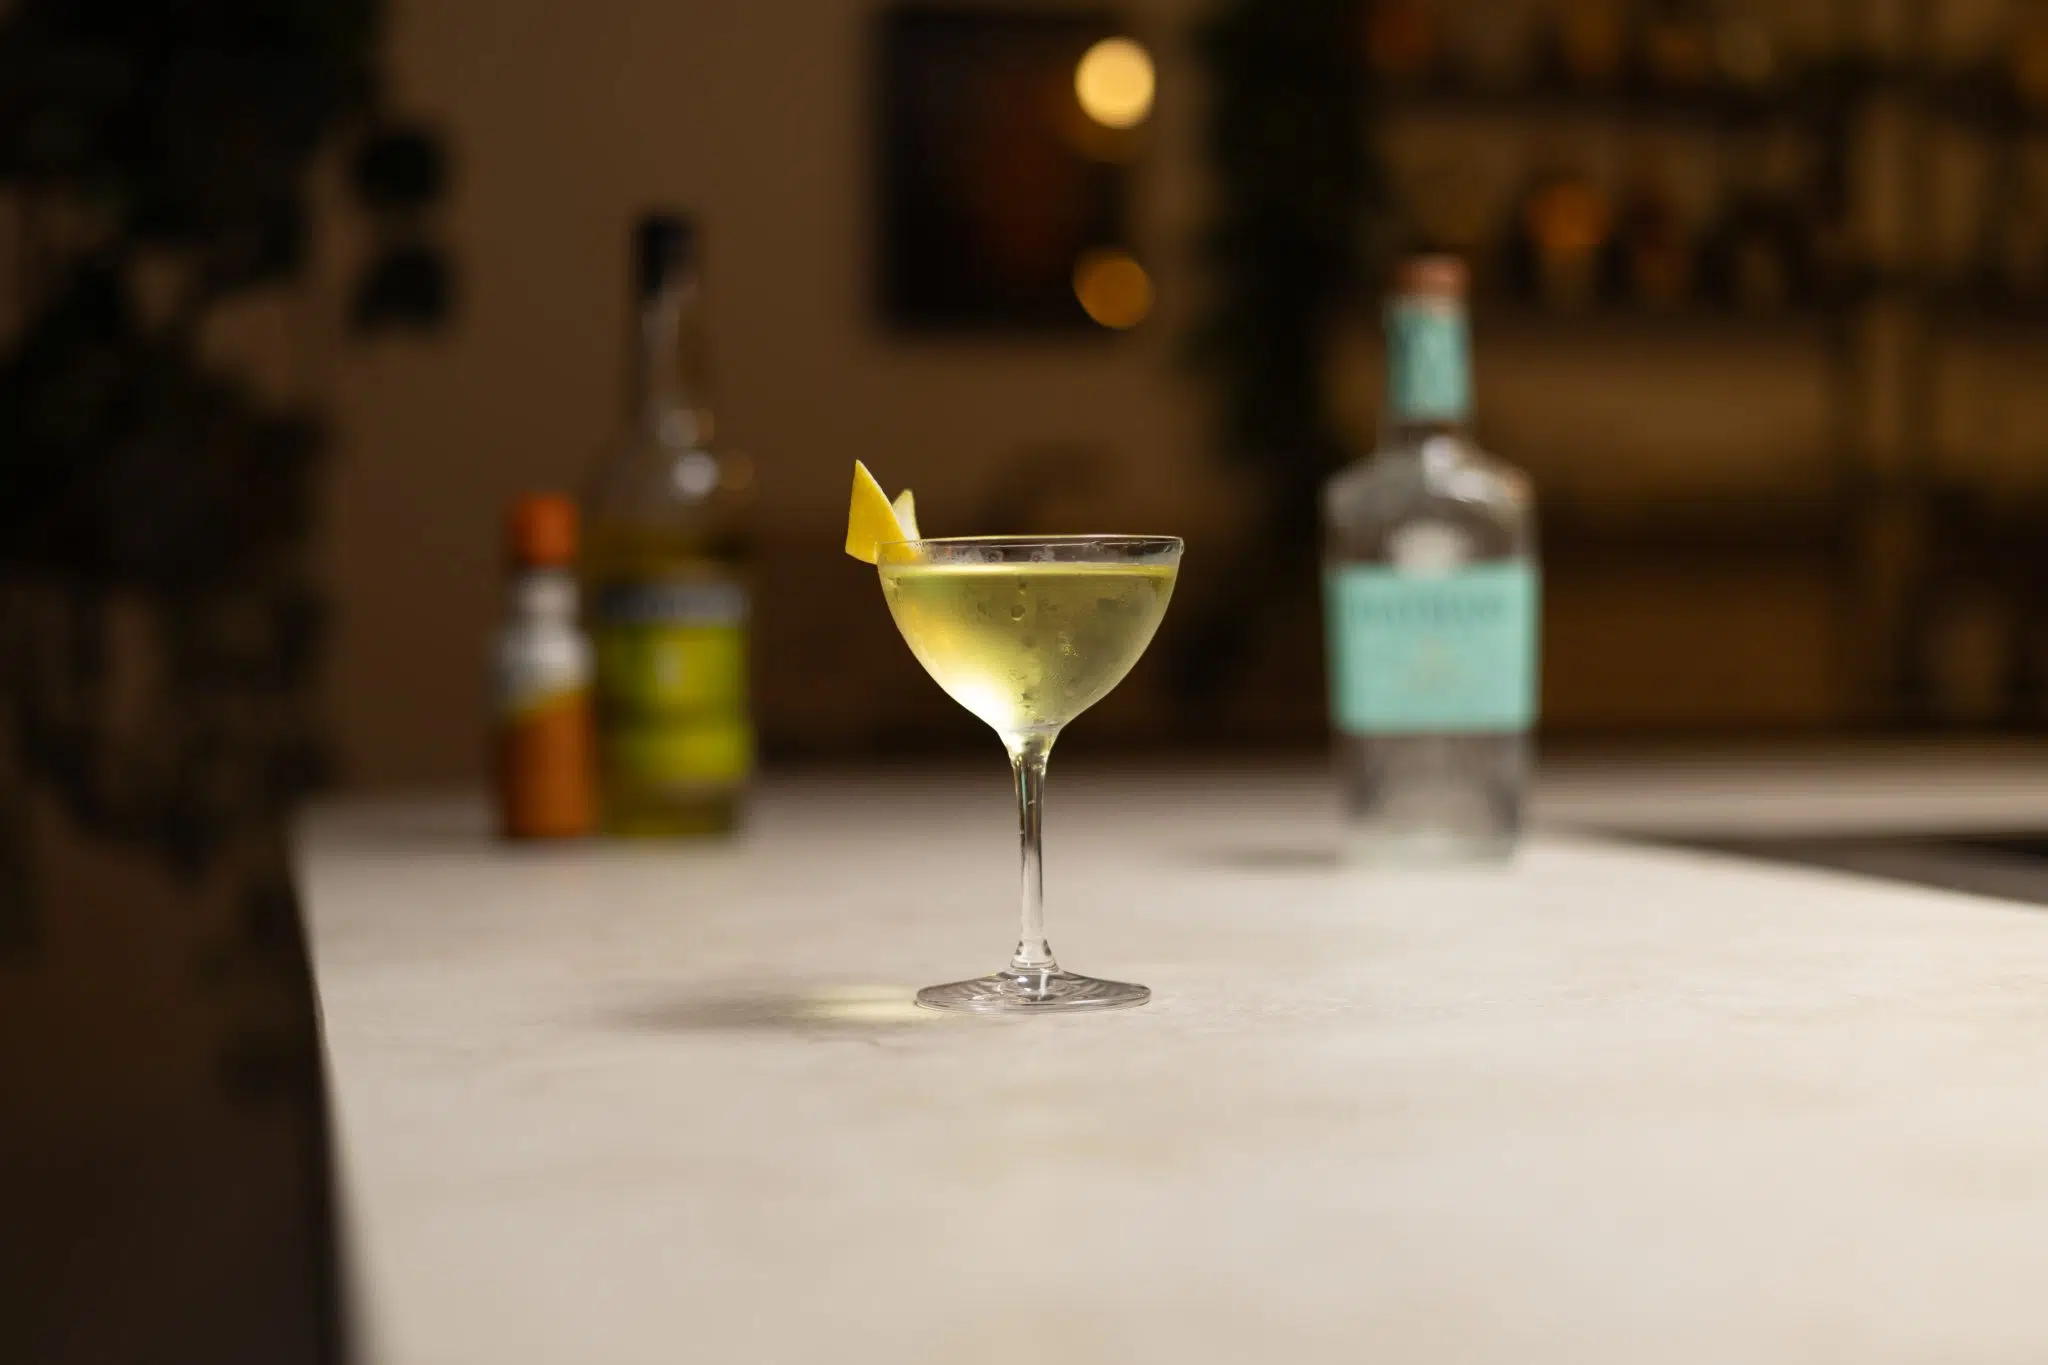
[{"x1": 875, "y1": 5, "x2": 1153, "y2": 333}]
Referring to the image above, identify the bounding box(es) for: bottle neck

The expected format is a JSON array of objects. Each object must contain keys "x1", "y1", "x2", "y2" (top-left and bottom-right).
[
  {"x1": 510, "y1": 567, "x2": 579, "y2": 624},
  {"x1": 631, "y1": 268, "x2": 715, "y2": 446},
  {"x1": 1382, "y1": 294, "x2": 1472, "y2": 448},
  {"x1": 1384, "y1": 414, "x2": 1469, "y2": 451}
]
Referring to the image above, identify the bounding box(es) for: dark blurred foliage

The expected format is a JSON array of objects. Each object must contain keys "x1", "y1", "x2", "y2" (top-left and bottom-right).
[
  {"x1": 0, "y1": 0, "x2": 449, "y2": 1013},
  {"x1": 1175, "y1": 0, "x2": 1374, "y2": 717}
]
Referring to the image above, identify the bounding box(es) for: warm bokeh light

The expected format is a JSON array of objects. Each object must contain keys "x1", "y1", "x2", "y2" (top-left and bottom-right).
[
  {"x1": 1075, "y1": 37, "x2": 1155, "y2": 130},
  {"x1": 1073, "y1": 248, "x2": 1154, "y2": 328}
]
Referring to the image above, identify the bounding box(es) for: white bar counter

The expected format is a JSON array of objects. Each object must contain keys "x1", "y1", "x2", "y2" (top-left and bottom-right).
[{"x1": 301, "y1": 756, "x2": 2048, "y2": 1364}]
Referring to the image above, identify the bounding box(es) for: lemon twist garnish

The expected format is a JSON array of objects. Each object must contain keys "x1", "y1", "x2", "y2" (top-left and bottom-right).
[{"x1": 845, "y1": 460, "x2": 920, "y2": 563}]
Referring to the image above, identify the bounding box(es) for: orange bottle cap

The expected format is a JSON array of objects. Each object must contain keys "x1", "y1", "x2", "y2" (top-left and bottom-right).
[{"x1": 508, "y1": 494, "x2": 578, "y2": 567}]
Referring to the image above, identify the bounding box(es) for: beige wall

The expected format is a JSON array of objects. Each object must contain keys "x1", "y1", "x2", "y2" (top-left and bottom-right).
[{"x1": 320, "y1": 0, "x2": 1217, "y2": 789}]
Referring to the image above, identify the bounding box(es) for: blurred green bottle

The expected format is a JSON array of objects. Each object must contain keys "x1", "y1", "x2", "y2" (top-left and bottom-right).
[{"x1": 582, "y1": 212, "x2": 754, "y2": 836}]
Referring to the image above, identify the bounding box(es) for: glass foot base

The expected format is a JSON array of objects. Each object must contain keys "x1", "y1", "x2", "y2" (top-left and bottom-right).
[{"x1": 916, "y1": 969, "x2": 1150, "y2": 1014}]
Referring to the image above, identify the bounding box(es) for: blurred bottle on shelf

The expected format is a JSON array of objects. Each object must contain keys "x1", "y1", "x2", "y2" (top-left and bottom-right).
[
  {"x1": 1976, "y1": 147, "x2": 2048, "y2": 305},
  {"x1": 1447, "y1": 0, "x2": 1539, "y2": 91},
  {"x1": 1603, "y1": 152, "x2": 1695, "y2": 308},
  {"x1": 1699, "y1": 133, "x2": 1814, "y2": 310},
  {"x1": 1709, "y1": 0, "x2": 1781, "y2": 92},
  {"x1": 495, "y1": 495, "x2": 597, "y2": 842},
  {"x1": 1635, "y1": 0, "x2": 1715, "y2": 91},
  {"x1": 583, "y1": 212, "x2": 754, "y2": 837},
  {"x1": 2007, "y1": 2, "x2": 2048, "y2": 116},
  {"x1": 1549, "y1": 0, "x2": 1628, "y2": 89},
  {"x1": 1803, "y1": 142, "x2": 1859, "y2": 303},
  {"x1": 1365, "y1": 0, "x2": 1437, "y2": 86},
  {"x1": 1502, "y1": 159, "x2": 1612, "y2": 310}
]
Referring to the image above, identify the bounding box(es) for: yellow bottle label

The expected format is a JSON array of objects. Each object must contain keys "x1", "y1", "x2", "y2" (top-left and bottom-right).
[{"x1": 591, "y1": 578, "x2": 752, "y2": 791}]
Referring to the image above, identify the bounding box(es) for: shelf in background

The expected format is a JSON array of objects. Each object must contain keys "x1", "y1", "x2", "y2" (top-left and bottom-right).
[
  {"x1": 1468, "y1": 301, "x2": 1842, "y2": 345},
  {"x1": 1925, "y1": 68, "x2": 2048, "y2": 134},
  {"x1": 1423, "y1": 275, "x2": 2048, "y2": 346},
  {"x1": 1541, "y1": 493, "x2": 1854, "y2": 571},
  {"x1": 1366, "y1": 65, "x2": 1894, "y2": 128},
  {"x1": 1369, "y1": 66, "x2": 2048, "y2": 138},
  {"x1": 1925, "y1": 285, "x2": 2048, "y2": 340}
]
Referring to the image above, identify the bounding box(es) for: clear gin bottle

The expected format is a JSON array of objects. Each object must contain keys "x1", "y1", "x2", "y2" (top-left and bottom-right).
[{"x1": 1323, "y1": 256, "x2": 1540, "y2": 861}]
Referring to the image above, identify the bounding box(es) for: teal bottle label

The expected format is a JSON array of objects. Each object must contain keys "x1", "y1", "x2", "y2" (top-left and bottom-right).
[
  {"x1": 1325, "y1": 562, "x2": 1539, "y2": 733},
  {"x1": 1386, "y1": 300, "x2": 1471, "y2": 422}
]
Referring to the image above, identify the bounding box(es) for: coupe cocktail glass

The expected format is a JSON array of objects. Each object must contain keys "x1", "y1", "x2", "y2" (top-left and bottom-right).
[{"x1": 878, "y1": 535, "x2": 1182, "y2": 1012}]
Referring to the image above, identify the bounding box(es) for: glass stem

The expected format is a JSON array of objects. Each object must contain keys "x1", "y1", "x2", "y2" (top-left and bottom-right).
[{"x1": 1006, "y1": 732, "x2": 1058, "y2": 980}]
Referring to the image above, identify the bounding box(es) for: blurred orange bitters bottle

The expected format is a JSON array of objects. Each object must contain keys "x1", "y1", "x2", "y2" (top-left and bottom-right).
[{"x1": 494, "y1": 494, "x2": 598, "y2": 839}]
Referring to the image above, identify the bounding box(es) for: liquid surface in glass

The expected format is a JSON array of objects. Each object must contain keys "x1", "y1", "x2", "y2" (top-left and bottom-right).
[{"x1": 879, "y1": 561, "x2": 1175, "y2": 736}]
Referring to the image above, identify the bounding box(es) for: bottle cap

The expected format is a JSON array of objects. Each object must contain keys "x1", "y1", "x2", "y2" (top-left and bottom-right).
[
  {"x1": 635, "y1": 210, "x2": 699, "y2": 297},
  {"x1": 507, "y1": 494, "x2": 578, "y2": 567},
  {"x1": 1392, "y1": 254, "x2": 1468, "y2": 300}
]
